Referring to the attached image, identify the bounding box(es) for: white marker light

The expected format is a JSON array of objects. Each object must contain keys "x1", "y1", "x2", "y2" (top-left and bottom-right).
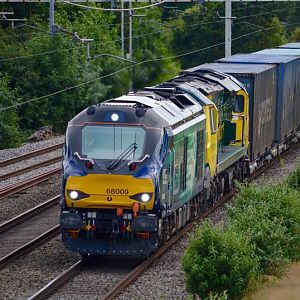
[
  {"x1": 111, "y1": 113, "x2": 119, "y2": 122},
  {"x1": 69, "y1": 190, "x2": 79, "y2": 200},
  {"x1": 141, "y1": 193, "x2": 151, "y2": 202}
]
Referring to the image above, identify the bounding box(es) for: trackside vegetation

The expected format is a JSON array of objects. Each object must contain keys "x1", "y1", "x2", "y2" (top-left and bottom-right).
[
  {"x1": 182, "y1": 165, "x2": 300, "y2": 300},
  {"x1": 182, "y1": 223, "x2": 260, "y2": 299},
  {"x1": 286, "y1": 164, "x2": 300, "y2": 191}
]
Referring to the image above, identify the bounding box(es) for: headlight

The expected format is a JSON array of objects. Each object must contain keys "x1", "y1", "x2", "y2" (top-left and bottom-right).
[
  {"x1": 111, "y1": 113, "x2": 119, "y2": 121},
  {"x1": 129, "y1": 193, "x2": 153, "y2": 203},
  {"x1": 70, "y1": 191, "x2": 79, "y2": 200},
  {"x1": 67, "y1": 190, "x2": 89, "y2": 200},
  {"x1": 141, "y1": 193, "x2": 150, "y2": 202}
]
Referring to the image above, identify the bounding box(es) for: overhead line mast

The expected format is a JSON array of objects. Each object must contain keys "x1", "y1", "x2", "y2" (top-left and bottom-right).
[
  {"x1": 2, "y1": 0, "x2": 299, "y2": 58},
  {"x1": 50, "y1": 0, "x2": 55, "y2": 35}
]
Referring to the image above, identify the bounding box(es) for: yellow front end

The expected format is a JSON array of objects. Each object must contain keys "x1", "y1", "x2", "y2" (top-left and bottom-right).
[{"x1": 65, "y1": 174, "x2": 155, "y2": 210}]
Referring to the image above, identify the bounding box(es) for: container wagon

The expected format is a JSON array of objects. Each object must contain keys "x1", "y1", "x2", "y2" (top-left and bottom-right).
[{"x1": 218, "y1": 53, "x2": 300, "y2": 146}]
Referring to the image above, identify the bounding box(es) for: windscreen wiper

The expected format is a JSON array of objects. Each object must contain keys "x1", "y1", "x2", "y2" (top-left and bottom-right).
[{"x1": 108, "y1": 143, "x2": 137, "y2": 170}]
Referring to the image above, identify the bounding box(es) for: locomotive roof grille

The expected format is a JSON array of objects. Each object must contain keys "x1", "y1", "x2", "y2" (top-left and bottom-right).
[{"x1": 101, "y1": 102, "x2": 137, "y2": 108}]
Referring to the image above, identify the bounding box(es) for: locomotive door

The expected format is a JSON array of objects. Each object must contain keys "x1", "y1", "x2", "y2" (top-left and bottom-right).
[
  {"x1": 160, "y1": 150, "x2": 174, "y2": 209},
  {"x1": 231, "y1": 92, "x2": 248, "y2": 146}
]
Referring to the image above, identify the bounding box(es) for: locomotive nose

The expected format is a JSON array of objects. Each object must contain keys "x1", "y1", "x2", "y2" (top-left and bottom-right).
[{"x1": 65, "y1": 174, "x2": 155, "y2": 210}]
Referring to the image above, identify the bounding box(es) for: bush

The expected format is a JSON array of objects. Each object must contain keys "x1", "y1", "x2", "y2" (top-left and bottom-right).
[
  {"x1": 206, "y1": 291, "x2": 229, "y2": 300},
  {"x1": 227, "y1": 184, "x2": 300, "y2": 274},
  {"x1": 286, "y1": 165, "x2": 300, "y2": 191},
  {"x1": 182, "y1": 222, "x2": 260, "y2": 300}
]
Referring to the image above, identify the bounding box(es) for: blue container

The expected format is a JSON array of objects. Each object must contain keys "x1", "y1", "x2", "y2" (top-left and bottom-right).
[
  {"x1": 218, "y1": 53, "x2": 300, "y2": 142},
  {"x1": 193, "y1": 63, "x2": 277, "y2": 160},
  {"x1": 255, "y1": 48, "x2": 300, "y2": 56},
  {"x1": 278, "y1": 43, "x2": 300, "y2": 49}
]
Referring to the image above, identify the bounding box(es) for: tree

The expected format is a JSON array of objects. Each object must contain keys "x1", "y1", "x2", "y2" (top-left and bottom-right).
[
  {"x1": 169, "y1": 3, "x2": 225, "y2": 69},
  {"x1": 290, "y1": 27, "x2": 300, "y2": 42},
  {"x1": 5, "y1": 33, "x2": 88, "y2": 132},
  {"x1": 0, "y1": 73, "x2": 22, "y2": 149}
]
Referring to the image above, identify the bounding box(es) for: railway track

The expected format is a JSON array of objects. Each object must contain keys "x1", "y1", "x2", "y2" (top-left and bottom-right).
[
  {"x1": 27, "y1": 189, "x2": 235, "y2": 300},
  {"x1": 0, "y1": 195, "x2": 60, "y2": 268},
  {"x1": 0, "y1": 168, "x2": 61, "y2": 200},
  {"x1": 0, "y1": 142, "x2": 63, "y2": 192},
  {"x1": 1, "y1": 144, "x2": 298, "y2": 299},
  {"x1": 26, "y1": 147, "x2": 294, "y2": 300},
  {"x1": 0, "y1": 142, "x2": 63, "y2": 168},
  {"x1": 0, "y1": 156, "x2": 61, "y2": 181}
]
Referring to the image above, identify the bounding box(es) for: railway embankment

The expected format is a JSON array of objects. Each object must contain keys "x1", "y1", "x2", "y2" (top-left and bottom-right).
[
  {"x1": 181, "y1": 157, "x2": 300, "y2": 299},
  {"x1": 117, "y1": 146, "x2": 300, "y2": 300}
]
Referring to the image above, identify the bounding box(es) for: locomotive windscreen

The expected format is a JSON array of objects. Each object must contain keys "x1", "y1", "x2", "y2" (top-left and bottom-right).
[{"x1": 81, "y1": 125, "x2": 146, "y2": 160}]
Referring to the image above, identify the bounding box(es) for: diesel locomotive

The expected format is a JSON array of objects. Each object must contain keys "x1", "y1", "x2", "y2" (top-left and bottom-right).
[{"x1": 60, "y1": 44, "x2": 300, "y2": 257}]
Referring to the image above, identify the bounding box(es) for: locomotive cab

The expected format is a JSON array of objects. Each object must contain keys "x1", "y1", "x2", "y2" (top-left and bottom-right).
[{"x1": 60, "y1": 96, "x2": 174, "y2": 256}]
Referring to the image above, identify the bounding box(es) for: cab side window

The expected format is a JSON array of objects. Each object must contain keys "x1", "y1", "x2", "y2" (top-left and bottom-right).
[
  {"x1": 210, "y1": 108, "x2": 216, "y2": 134},
  {"x1": 233, "y1": 96, "x2": 245, "y2": 113}
]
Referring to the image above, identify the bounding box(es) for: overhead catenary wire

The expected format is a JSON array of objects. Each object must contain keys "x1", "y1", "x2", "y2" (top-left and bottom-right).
[
  {"x1": 161, "y1": 1, "x2": 281, "y2": 21},
  {"x1": 1, "y1": 32, "x2": 41, "y2": 39},
  {"x1": 0, "y1": 18, "x2": 227, "y2": 62},
  {"x1": 0, "y1": 1, "x2": 296, "y2": 42},
  {"x1": 0, "y1": 1, "x2": 284, "y2": 42},
  {"x1": 47, "y1": 1, "x2": 277, "y2": 30},
  {"x1": 60, "y1": 0, "x2": 167, "y2": 12},
  {"x1": 2, "y1": 3, "x2": 297, "y2": 63},
  {"x1": 0, "y1": 45, "x2": 88, "y2": 62},
  {"x1": 1, "y1": 20, "x2": 299, "y2": 113}
]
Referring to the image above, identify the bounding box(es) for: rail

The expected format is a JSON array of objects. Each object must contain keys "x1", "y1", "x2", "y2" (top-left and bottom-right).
[
  {"x1": 0, "y1": 195, "x2": 60, "y2": 233},
  {"x1": 28, "y1": 260, "x2": 83, "y2": 300},
  {"x1": 18, "y1": 144, "x2": 300, "y2": 299},
  {"x1": 0, "y1": 225, "x2": 60, "y2": 269},
  {"x1": 0, "y1": 142, "x2": 63, "y2": 168},
  {"x1": 0, "y1": 156, "x2": 62, "y2": 181},
  {"x1": 0, "y1": 196, "x2": 61, "y2": 268},
  {"x1": 0, "y1": 168, "x2": 61, "y2": 200}
]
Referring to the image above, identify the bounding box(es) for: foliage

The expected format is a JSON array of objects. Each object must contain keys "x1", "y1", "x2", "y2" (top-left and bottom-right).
[
  {"x1": 286, "y1": 2, "x2": 300, "y2": 35},
  {"x1": 227, "y1": 183, "x2": 300, "y2": 274},
  {"x1": 0, "y1": 73, "x2": 23, "y2": 149},
  {"x1": 286, "y1": 165, "x2": 300, "y2": 191},
  {"x1": 5, "y1": 33, "x2": 88, "y2": 133},
  {"x1": 290, "y1": 27, "x2": 300, "y2": 42},
  {"x1": 182, "y1": 222, "x2": 260, "y2": 300},
  {"x1": 169, "y1": 4, "x2": 225, "y2": 68},
  {"x1": 0, "y1": 2, "x2": 299, "y2": 143},
  {"x1": 232, "y1": 15, "x2": 287, "y2": 53},
  {"x1": 206, "y1": 290, "x2": 228, "y2": 300},
  {"x1": 131, "y1": 6, "x2": 181, "y2": 89},
  {"x1": 183, "y1": 180, "x2": 300, "y2": 299}
]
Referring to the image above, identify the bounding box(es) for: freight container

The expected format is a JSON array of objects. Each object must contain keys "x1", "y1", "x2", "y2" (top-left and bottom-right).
[
  {"x1": 255, "y1": 48, "x2": 300, "y2": 55},
  {"x1": 218, "y1": 54, "x2": 300, "y2": 142},
  {"x1": 277, "y1": 42, "x2": 300, "y2": 49},
  {"x1": 253, "y1": 49, "x2": 300, "y2": 144},
  {"x1": 191, "y1": 63, "x2": 277, "y2": 161}
]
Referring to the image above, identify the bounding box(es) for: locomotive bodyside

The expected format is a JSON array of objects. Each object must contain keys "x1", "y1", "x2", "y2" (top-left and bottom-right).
[{"x1": 60, "y1": 93, "x2": 208, "y2": 256}]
